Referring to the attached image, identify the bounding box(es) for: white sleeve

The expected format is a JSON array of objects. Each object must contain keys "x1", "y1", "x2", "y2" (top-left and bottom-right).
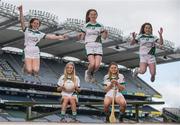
[
  {"x1": 39, "y1": 31, "x2": 46, "y2": 39},
  {"x1": 118, "y1": 74, "x2": 125, "y2": 83},
  {"x1": 57, "y1": 75, "x2": 64, "y2": 87},
  {"x1": 154, "y1": 35, "x2": 159, "y2": 42},
  {"x1": 76, "y1": 76, "x2": 80, "y2": 87},
  {"x1": 135, "y1": 34, "x2": 141, "y2": 42},
  {"x1": 117, "y1": 74, "x2": 126, "y2": 86},
  {"x1": 81, "y1": 24, "x2": 86, "y2": 33},
  {"x1": 103, "y1": 75, "x2": 110, "y2": 86}
]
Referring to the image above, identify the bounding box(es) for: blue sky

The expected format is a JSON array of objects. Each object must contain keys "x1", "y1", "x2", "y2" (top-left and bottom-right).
[{"x1": 5, "y1": 0, "x2": 180, "y2": 109}]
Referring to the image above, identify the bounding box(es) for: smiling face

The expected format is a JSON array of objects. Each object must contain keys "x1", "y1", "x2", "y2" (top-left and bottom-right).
[
  {"x1": 29, "y1": 18, "x2": 40, "y2": 30},
  {"x1": 88, "y1": 10, "x2": 97, "y2": 22},
  {"x1": 86, "y1": 9, "x2": 98, "y2": 23},
  {"x1": 109, "y1": 64, "x2": 118, "y2": 75},
  {"x1": 66, "y1": 64, "x2": 74, "y2": 75},
  {"x1": 144, "y1": 24, "x2": 152, "y2": 35},
  {"x1": 140, "y1": 23, "x2": 153, "y2": 35}
]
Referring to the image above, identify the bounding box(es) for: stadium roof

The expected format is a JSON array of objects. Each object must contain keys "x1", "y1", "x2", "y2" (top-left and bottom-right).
[{"x1": 0, "y1": 1, "x2": 180, "y2": 68}]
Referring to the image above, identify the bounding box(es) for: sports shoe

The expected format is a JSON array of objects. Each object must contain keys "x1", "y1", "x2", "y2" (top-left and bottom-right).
[
  {"x1": 85, "y1": 70, "x2": 91, "y2": 82},
  {"x1": 105, "y1": 112, "x2": 110, "y2": 123},
  {"x1": 151, "y1": 75, "x2": 155, "y2": 82},
  {"x1": 90, "y1": 72, "x2": 97, "y2": 83},
  {"x1": 133, "y1": 67, "x2": 139, "y2": 77},
  {"x1": 118, "y1": 113, "x2": 124, "y2": 123}
]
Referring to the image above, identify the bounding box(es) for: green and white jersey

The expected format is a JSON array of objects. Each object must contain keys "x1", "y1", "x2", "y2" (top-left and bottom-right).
[
  {"x1": 81, "y1": 22, "x2": 105, "y2": 43},
  {"x1": 24, "y1": 27, "x2": 46, "y2": 47},
  {"x1": 136, "y1": 34, "x2": 158, "y2": 55},
  {"x1": 57, "y1": 75, "x2": 80, "y2": 96},
  {"x1": 104, "y1": 74, "x2": 126, "y2": 95}
]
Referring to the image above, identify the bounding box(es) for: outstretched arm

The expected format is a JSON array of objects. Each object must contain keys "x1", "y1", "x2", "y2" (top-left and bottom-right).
[
  {"x1": 45, "y1": 34, "x2": 68, "y2": 40},
  {"x1": 77, "y1": 32, "x2": 85, "y2": 41},
  {"x1": 18, "y1": 5, "x2": 25, "y2": 31}
]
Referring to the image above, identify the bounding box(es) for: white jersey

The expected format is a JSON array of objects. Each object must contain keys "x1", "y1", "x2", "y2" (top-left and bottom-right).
[
  {"x1": 24, "y1": 27, "x2": 46, "y2": 47},
  {"x1": 135, "y1": 34, "x2": 158, "y2": 55},
  {"x1": 81, "y1": 22, "x2": 105, "y2": 44},
  {"x1": 104, "y1": 74, "x2": 126, "y2": 97},
  {"x1": 57, "y1": 75, "x2": 80, "y2": 96}
]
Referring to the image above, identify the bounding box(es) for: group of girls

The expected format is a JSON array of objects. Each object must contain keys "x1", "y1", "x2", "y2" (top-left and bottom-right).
[{"x1": 18, "y1": 5, "x2": 164, "y2": 122}]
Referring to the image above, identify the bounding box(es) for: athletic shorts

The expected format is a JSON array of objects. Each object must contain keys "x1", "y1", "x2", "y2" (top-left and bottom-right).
[
  {"x1": 105, "y1": 90, "x2": 124, "y2": 98},
  {"x1": 24, "y1": 46, "x2": 40, "y2": 59},
  {"x1": 61, "y1": 92, "x2": 78, "y2": 103},
  {"x1": 85, "y1": 42, "x2": 103, "y2": 56},
  {"x1": 140, "y1": 54, "x2": 156, "y2": 64}
]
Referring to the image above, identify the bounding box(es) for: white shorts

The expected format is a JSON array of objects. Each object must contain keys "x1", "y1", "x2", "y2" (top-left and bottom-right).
[
  {"x1": 24, "y1": 46, "x2": 40, "y2": 59},
  {"x1": 105, "y1": 90, "x2": 124, "y2": 98},
  {"x1": 140, "y1": 54, "x2": 156, "y2": 64},
  {"x1": 85, "y1": 42, "x2": 103, "y2": 56},
  {"x1": 61, "y1": 91, "x2": 78, "y2": 103}
]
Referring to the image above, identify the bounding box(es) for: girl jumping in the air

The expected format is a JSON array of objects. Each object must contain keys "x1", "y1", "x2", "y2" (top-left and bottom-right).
[
  {"x1": 79, "y1": 9, "x2": 108, "y2": 83},
  {"x1": 18, "y1": 5, "x2": 67, "y2": 79},
  {"x1": 131, "y1": 22, "x2": 163, "y2": 82}
]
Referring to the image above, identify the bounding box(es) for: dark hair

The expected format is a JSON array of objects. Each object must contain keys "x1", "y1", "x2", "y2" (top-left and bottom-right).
[
  {"x1": 85, "y1": 9, "x2": 98, "y2": 23},
  {"x1": 29, "y1": 18, "x2": 41, "y2": 29},
  {"x1": 139, "y1": 22, "x2": 153, "y2": 35}
]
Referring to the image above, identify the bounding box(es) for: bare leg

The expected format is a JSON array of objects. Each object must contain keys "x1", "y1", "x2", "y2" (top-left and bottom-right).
[
  {"x1": 94, "y1": 55, "x2": 102, "y2": 73},
  {"x1": 104, "y1": 96, "x2": 112, "y2": 113},
  {"x1": 69, "y1": 96, "x2": 77, "y2": 113},
  {"x1": 85, "y1": 55, "x2": 95, "y2": 82},
  {"x1": 104, "y1": 96, "x2": 112, "y2": 122},
  {"x1": 149, "y1": 63, "x2": 156, "y2": 82},
  {"x1": 32, "y1": 58, "x2": 40, "y2": 76},
  {"x1": 24, "y1": 58, "x2": 33, "y2": 74},
  {"x1": 138, "y1": 62, "x2": 148, "y2": 74},
  {"x1": 115, "y1": 96, "x2": 126, "y2": 113},
  {"x1": 115, "y1": 96, "x2": 127, "y2": 122},
  {"x1": 61, "y1": 96, "x2": 69, "y2": 113},
  {"x1": 87, "y1": 55, "x2": 95, "y2": 74}
]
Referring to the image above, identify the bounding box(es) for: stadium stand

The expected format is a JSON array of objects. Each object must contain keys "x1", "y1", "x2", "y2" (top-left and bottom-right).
[
  {"x1": 0, "y1": 0, "x2": 180, "y2": 123},
  {"x1": 0, "y1": 52, "x2": 164, "y2": 123},
  {"x1": 163, "y1": 107, "x2": 180, "y2": 123}
]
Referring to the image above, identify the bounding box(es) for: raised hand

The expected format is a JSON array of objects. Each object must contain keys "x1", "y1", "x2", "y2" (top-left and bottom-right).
[
  {"x1": 17, "y1": 5, "x2": 23, "y2": 12},
  {"x1": 158, "y1": 27, "x2": 163, "y2": 45},
  {"x1": 17, "y1": 5, "x2": 25, "y2": 31},
  {"x1": 158, "y1": 27, "x2": 163, "y2": 35},
  {"x1": 132, "y1": 32, "x2": 137, "y2": 39}
]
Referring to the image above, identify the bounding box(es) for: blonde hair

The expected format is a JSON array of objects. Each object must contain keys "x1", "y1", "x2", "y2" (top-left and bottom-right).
[
  {"x1": 107, "y1": 62, "x2": 119, "y2": 79},
  {"x1": 63, "y1": 62, "x2": 77, "y2": 84}
]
